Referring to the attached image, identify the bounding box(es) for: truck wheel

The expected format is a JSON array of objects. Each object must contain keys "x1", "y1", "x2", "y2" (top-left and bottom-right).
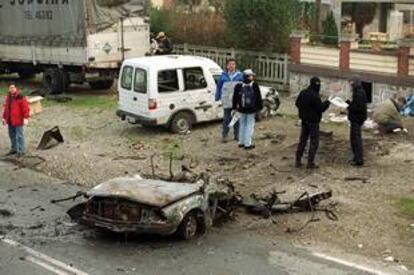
[
  {"x1": 18, "y1": 71, "x2": 36, "y2": 79},
  {"x1": 177, "y1": 212, "x2": 199, "y2": 240},
  {"x1": 43, "y1": 68, "x2": 68, "y2": 94},
  {"x1": 88, "y1": 80, "x2": 114, "y2": 90},
  {"x1": 169, "y1": 112, "x2": 194, "y2": 134}
]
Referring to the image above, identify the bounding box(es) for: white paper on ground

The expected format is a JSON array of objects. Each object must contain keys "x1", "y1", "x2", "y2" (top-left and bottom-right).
[
  {"x1": 229, "y1": 112, "x2": 241, "y2": 127},
  {"x1": 329, "y1": 96, "x2": 349, "y2": 108}
]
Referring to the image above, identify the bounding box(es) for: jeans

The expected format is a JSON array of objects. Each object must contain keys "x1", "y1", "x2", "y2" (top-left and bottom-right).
[
  {"x1": 350, "y1": 122, "x2": 363, "y2": 164},
  {"x1": 8, "y1": 125, "x2": 25, "y2": 154},
  {"x1": 222, "y1": 108, "x2": 239, "y2": 140},
  {"x1": 296, "y1": 121, "x2": 320, "y2": 165},
  {"x1": 238, "y1": 113, "x2": 255, "y2": 147}
]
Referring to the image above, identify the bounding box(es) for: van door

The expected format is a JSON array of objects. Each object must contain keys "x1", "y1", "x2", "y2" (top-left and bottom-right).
[
  {"x1": 155, "y1": 69, "x2": 183, "y2": 125},
  {"x1": 118, "y1": 65, "x2": 148, "y2": 118},
  {"x1": 181, "y1": 67, "x2": 216, "y2": 122}
]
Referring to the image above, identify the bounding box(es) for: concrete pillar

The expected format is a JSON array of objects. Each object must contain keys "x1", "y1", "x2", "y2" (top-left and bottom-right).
[
  {"x1": 339, "y1": 36, "x2": 355, "y2": 72},
  {"x1": 290, "y1": 32, "x2": 306, "y2": 65},
  {"x1": 397, "y1": 39, "x2": 414, "y2": 76}
]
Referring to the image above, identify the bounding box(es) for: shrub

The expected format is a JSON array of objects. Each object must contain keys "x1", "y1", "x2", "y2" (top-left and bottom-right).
[
  {"x1": 322, "y1": 11, "x2": 338, "y2": 45},
  {"x1": 149, "y1": 7, "x2": 175, "y2": 35}
]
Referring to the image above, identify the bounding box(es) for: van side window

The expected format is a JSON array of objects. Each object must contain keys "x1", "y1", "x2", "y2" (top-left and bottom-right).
[
  {"x1": 121, "y1": 66, "x2": 133, "y2": 90},
  {"x1": 134, "y1": 69, "x2": 147, "y2": 94},
  {"x1": 183, "y1": 67, "x2": 207, "y2": 91},
  {"x1": 158, "y1": 70, "x2": 179, "y2": 93}
]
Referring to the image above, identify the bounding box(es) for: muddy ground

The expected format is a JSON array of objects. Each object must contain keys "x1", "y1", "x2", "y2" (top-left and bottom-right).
[{"x1": 1, "y1": 76, "x2": 413, "y2": 270}]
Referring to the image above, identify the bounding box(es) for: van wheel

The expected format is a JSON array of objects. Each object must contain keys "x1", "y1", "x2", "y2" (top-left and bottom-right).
[
  {"x1": 169, "y1": 112, "x2": 193, "y2": 134},
  {"x1": 177, "y1": 212, "x2": 199, "y2": 240}
]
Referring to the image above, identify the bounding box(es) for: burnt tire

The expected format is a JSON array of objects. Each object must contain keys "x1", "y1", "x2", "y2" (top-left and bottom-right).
[
  {"x1": 177, "y1": 212, "x2": 199, "y2": 240},
  {"x1": 88, "y1": 79, "x2": 114, "y2": 90},
  {"x1": 43, "y1": 68, "x2": 69, "y2": 95},
  {"x1": 169, "y1": 112, "x2": 194, "y2": 134}
]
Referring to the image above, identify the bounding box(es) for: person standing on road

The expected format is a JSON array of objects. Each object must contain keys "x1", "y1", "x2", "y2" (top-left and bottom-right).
[
  {"x1": 232, "y1": 69, "x2": 263, "y2": 150},
  {"x1": 215, "y1": 58, "x2": 244, "y2": 143},
  {"x1": 2, "y1": 84, "x2": 30, "y2": 157},
  {"x1": 295, "y1": 77, "x2": 330, "y2": 169},
  {"x1": 346, "y1": 76, "x2": 367, "y2": 167}
]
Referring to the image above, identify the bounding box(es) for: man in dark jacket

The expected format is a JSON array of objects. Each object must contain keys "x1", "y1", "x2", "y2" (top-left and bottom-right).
[
  {"x1": 232, "y1": 69, "x2": 263, "y2": 150},
  {"x1": 2, "y1": 84, "x2": 30, "y2": 157},
  {"x1": 295, "y1": 77, "x2": 330, "y2": 169},
  {"x1": 346, "y1": 77, "x2": 367, "y2": 167},
  {"x1": 155, "y1": 32, "x2": 173, "y2": 55}
]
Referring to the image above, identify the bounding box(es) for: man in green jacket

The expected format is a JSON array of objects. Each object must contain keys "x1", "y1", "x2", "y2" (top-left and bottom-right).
[{"x1": 373, "y1": 97, "x2": 406, "y2": 133}]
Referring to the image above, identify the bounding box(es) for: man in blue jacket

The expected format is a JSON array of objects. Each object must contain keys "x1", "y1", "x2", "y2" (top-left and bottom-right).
[{"x1": 215, "y1": 58, "x2": 244, "y2": 142}]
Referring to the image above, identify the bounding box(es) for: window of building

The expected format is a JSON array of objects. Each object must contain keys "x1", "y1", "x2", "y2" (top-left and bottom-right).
[
  {"x1": 158, "y1": 69, "x2": 179, "y2": 92},
  {"x1": 402, "y1": 10, "x2": 411, "y2": 24}
]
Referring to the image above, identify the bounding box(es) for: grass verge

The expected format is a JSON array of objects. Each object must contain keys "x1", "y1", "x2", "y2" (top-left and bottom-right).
[{"x1": 399, "y1": 197, "x2": 414, "y2": 218}]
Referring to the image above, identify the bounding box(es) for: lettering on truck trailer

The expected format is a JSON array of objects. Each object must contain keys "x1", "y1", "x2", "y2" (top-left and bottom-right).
[{"x1": 6, "y1": 0, "x2": 69, "y2": 5}]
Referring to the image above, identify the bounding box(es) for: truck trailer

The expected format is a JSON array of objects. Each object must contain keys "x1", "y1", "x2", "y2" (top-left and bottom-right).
[{"x1": 0, "y1": 0, "x2": 150, "y2": 94}]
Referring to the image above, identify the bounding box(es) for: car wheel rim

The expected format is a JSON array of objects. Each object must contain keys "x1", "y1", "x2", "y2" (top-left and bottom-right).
[
  {"x1": 185, "y1": 216, "x2": 197, "y2": 238},
  {"x1": 176, "y1": 119, "x2": 189, "y2": 132}
]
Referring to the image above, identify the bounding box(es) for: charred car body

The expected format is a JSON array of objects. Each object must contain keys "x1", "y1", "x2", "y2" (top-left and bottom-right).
[{"x1": 68, "y1": 176, "x2": 234, "y2": 240}]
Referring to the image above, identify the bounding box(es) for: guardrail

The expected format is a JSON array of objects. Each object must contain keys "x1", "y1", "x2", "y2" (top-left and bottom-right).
[{"x1": 174, "y1": 44, "x2": 290, "y2": 89}]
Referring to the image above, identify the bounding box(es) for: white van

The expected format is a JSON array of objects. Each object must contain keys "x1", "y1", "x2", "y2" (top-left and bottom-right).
[{"x1": 116, "y1": 55, "x2": 280, "y2": 134}]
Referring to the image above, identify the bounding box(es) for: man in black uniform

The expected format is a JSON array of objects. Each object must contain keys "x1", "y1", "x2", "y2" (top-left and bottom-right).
[
  {"x1": 295, "y1": 77, "x2": 330, "y2": 169},
  {"x1": 346, "y1": 76, "x2": 367, "y2": 167}
]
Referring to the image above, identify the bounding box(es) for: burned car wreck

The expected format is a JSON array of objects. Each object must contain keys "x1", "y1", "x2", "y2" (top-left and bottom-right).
[{"x1": 66, "y1": 176, "x2": 234, "y2": 240}]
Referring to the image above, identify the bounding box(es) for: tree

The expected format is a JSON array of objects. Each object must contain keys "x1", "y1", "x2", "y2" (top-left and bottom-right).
[
  {"x1": 322, "y1": 11, "x2": 338, "y2": 45},
  {"x1": 224, "y1": 0, "x2": 301, "y2": 53},
  {"x1": 342, "y1": 3, "x2": 378, "y2": 39},
  {"x1": 315, "y1": 0, "x2": 321, "y2": 34}
]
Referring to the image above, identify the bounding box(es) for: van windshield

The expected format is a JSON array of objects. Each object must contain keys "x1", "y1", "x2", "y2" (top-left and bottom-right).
[{"x1": 134, "y1": 69, "x2": 147, "y2": 94}]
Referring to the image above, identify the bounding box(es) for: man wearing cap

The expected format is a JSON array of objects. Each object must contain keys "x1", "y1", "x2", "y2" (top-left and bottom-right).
[
  {"x1": 232, "y1": 69, "x2": 263, "y2": 150},
  {"x1": 155, "y1": 32, "x2": 173, "y2": 55},
  {"x1": 215, "y1": 58, "x2": 244, "y2": 142},
  {"x1": 2, "y1": 84, "x2": 30, "y2": 157},
  {"x1": 295, "y1": 77, "x2": 330, "y2": 169},
  {"x1": 346, "y1": 76, "x2": 367, "y2": 167}
]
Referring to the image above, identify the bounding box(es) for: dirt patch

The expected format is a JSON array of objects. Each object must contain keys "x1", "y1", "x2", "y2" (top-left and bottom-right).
[{"x1": 0, "y1": 81, "x2": 413, "y2": 268}]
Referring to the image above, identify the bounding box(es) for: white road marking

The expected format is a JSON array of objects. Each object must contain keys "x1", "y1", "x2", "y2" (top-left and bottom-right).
[
  {"x1": 0, "y1": 236, "x2": 88, "y2": 275},
  {"x1": 25, "y1": 256, "x2": 69, "y2": 275},
  {"x1": 312, "y1": 252, "x2": 391, "y2": 275}
]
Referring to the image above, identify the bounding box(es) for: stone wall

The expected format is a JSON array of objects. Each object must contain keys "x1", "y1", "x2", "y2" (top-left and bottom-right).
[{"x1": 289, "y1": 71, "x2": 414, "y2": 105}]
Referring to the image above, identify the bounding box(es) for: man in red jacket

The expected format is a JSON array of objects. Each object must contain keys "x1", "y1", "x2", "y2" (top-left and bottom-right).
[{"x1": 2, "y1": 84, "x2": 30, "y2": 157}]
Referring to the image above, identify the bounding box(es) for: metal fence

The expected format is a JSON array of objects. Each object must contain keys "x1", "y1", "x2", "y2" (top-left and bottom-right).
[{"x1": 174, "y1": 44, "x2": 290, "y2": 89}]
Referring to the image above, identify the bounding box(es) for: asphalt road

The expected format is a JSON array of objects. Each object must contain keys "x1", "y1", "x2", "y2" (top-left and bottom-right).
[{"x1": 0, "y1": 160, "x2": 406, "y2": 275}]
